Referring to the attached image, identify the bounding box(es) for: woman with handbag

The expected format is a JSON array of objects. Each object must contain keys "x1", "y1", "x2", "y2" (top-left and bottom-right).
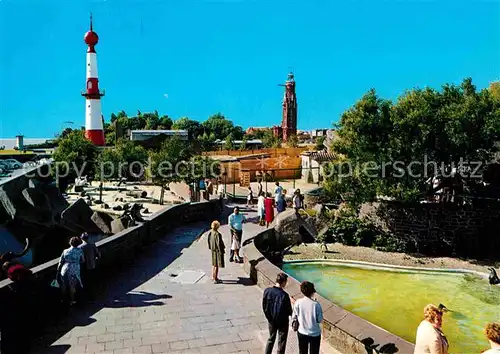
[
  {"x1": 264, "y1": 193, "x2": 275, "y2": 228},
  {"x1": 207, "y1": 220, "x2": 225, "y2": 284},
  {"x1": 56, "y1": 237, "x2": 85, "y2": 305},
  {"x1": 292, "y1": 281, "x2": 323, "y2": 354}
]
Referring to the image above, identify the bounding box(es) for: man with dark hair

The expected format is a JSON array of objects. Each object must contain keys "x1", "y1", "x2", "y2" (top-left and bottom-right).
[
  {"x1": 78, "y1": 233, "x2": 100, "y2": 298},
  {"x1": 262, "y1": 272, "x2": 292, "y2": 354},
  {"x1": 228, "y1": 206, "x2": 246, "y2": 262}
]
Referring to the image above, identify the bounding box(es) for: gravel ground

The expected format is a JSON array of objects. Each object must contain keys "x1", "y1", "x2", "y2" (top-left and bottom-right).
[{"x1": 284, "y1": 243, "x2": 500, "y2": 273}]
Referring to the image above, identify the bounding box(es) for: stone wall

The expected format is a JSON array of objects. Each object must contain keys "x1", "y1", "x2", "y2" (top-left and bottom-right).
[
  {"x1": 360, "y1": 201, "x2": 500, "y2": 257},
  {"x1": 0, "y1": 199, "x2": 223, "y2": 354},
  {"x1": 242, "y1": 229, "x2": 415, "y2": 354}
]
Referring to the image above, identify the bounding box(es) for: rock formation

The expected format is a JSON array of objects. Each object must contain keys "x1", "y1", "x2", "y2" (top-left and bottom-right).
[
  {"x1": 0, "y1": 174, "x2": 68, "y2": 227},
  {"x1": 60, "y1": 198, "x2": 102, "y2": 234},
  {"x1": 273, "y1": 209, "x2": 317, "y2": 248}
]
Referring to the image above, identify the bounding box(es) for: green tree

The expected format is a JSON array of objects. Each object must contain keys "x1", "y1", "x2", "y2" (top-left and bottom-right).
[
  {"x1": 239, "y1": 136, "x2": 248, "y2": 151},
  {"x1": 201, "y1": 113, "x2": 244, "y2": 140},
  {"x1": 172, "y1": 117, "x2": 202, "y2": 138},
  {"x1": 199, "y1": 132, "x2": 216, "y2": 151},
  {"x1": 52, "y1": 130, "x2": 98, "y2": 182},
  {"x1": 96, "y1": 139, "x2": 148, "y2": 180},
  {"x1": 325, "y1": 78, "x2": 500, "y2": 206},
  {"x1": 148, "y1": 136, "x2": 194, "y2": 186},
  {"x1": 224, "y1": 134, "x2": 235, "y2": 150},
  {"x1": 144, "y1": 111, "x2": 160, "y2": 130},
  {"x1": 262, "y1": 130, "x2": 282, "y2": 148},
  {"x1": 105, "y1": 131, "x2": 116, "y2": 146},
  {"x1": 159, "y1": 115, "x2": 173, "y2": 129},
  {"x1": 148, "y1": 136, "x2": 196, "y2": 203},
  {"x1": 315, "y1": 136, "x2": 326, "y2": 151},
  {"x1": 287, "y1": 134, "x2": 299, "y2": 148},
  {"x1": 231, "y1": 126, "x2": 245, "y2": 140}
]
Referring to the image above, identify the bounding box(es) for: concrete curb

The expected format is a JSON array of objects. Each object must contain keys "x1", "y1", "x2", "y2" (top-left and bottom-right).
[{"x1": 284, "y1": 258, "x2": 491, "y2": 279}]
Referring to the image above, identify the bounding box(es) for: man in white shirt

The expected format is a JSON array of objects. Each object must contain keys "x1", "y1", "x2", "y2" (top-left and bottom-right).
[{"x1": 483, "y1": 322, "x2": 500, "y2": 353}]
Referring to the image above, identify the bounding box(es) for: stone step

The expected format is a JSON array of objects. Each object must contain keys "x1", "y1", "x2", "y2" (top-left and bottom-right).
[{"x1": 256, "y1": 327, "x2": 343, "y2": 354}]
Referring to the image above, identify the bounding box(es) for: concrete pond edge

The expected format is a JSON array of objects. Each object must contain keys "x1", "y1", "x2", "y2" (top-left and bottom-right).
[
  {"x1": 242, "y1": 229, "x2": 416, "y2": 354},
  {"x1": 284, "y1": 258, "x2": 491, "y2": 279}
]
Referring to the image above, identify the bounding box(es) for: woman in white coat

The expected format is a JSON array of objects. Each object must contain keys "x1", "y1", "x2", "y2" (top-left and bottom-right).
[{"x1": 414, "y1": 304, "x2": 448, "y2": 354}]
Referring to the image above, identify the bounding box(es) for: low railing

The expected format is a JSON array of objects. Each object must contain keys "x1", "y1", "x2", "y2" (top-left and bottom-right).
[
  {"x1": 242, "y1": 228, "x2": 415, "y2": 354},
  {"x1": 0, "y1": 199, "x2": 223, "y2": 354}
]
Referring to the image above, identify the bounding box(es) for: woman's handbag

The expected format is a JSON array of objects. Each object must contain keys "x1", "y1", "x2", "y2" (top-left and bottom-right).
[
  {"x1": 292, "y1": 318, "x2": 299, "y2": 332},
  {"x1": 50, "y1": 278, "x2": 60, "y2": 288}
]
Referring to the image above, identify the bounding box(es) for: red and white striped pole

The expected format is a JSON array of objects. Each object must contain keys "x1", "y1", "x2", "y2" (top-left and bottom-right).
[{"x1": 82, "y1": 14, "x2": 105, "y2": 146}]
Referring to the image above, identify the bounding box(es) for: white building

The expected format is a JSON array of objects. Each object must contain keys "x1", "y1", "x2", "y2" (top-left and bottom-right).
[
  {"x1": 129, "y1": 130, "x2": 188, "y2": 141},
  {"x1": 301, "y1": 151, "x2": 336, "y2": 183},
  {"x1": 214, "y1": 139, "x2": 263, "y2": 149},
  {"x1": 0, "y1": 137, "x2": 53, "y2": 150}
]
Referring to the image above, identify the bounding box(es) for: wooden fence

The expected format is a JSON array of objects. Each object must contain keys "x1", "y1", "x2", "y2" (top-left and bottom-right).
[
  {"x1": 203, "y1": 147, "x2": 308, "y2": 158},
  {"x1": 219, "y1": 157, "x2": 302, "y2": 182}
]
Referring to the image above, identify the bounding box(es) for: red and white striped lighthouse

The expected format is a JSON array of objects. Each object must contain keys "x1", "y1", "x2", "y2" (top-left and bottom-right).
[{"x1": 82, "y1": 14, "x2": 105, "y2": 146}]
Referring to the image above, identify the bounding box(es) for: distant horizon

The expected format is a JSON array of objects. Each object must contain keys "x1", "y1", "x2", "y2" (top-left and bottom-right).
[{"x1": 1, "y1": 1, "x2": 499, "y2": 138}]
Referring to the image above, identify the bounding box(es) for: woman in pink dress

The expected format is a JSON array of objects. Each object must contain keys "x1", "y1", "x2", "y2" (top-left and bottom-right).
[{"x1": 264, "y1": 193, "x2": 275, "y2": 228}]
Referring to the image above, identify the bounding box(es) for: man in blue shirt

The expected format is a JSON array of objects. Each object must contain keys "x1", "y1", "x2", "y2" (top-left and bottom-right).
[
  {"x1": 274, "y1": 182, "x2": 283, "y2": 203},
  {"x1": 228, "y1": 206, "x2": 246, "y2": 263}
]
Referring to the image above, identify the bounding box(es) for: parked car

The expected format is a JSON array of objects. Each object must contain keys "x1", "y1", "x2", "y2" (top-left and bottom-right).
[
  {"x1": 0, "y1": 161, "x2": 9, "y2": 171},
  {"x1": 2, "y1": 159, "x2": 22, "y2": 169}
]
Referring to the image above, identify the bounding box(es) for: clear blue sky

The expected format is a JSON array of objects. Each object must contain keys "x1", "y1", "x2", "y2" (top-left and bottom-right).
[{"x1": 0, "y1": 0, "x2": 499, "y2": 138}]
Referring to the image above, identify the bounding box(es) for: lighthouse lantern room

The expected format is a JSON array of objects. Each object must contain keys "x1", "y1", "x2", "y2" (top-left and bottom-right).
[{"x1": 82, "y1": 14, "x2": 105, "y2": 146}]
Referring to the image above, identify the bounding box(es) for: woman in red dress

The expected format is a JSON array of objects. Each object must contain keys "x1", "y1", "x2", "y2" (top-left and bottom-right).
[{"x1": 264, "y1": 193, "x2": 275, "y2": 228}]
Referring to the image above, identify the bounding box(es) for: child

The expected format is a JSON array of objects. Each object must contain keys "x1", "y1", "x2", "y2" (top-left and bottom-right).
[
  {"x1": 231, "y1": 231, "x2": 241, "y2": 263},
  {"x1": 247, "y1": 186, "x2": 253, "y2": 207}
]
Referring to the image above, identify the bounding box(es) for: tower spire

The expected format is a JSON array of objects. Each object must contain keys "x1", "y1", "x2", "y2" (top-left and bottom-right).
[{"x1": 90, "y1": 13, "x2": 93, "y2": 31}]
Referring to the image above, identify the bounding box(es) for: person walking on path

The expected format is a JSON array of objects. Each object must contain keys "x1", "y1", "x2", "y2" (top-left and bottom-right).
[
  {"x1": 257, "y1": 192, "x2": 266, "y2": 226},
  {"x1": 292, "y1": 281, "x2": 323, "y2": 354},
  {"x1": 263, "y1": 272, "x2": 292, "y2": 354},
  {"x1": 207, "y1": 220, "x2": 225, "y2": 284},
  {"x1": 276, "y1": 191, "x2": 287, "y2": 214},
  {"x1": 57, "y1": 237, "x2": 85, "y2": 306},
  {"x1": 207, "y1": 179, "x2": 214, "y2": 198},
  {"x1": 483, "y1": 322, "x2": 500, "y2": 353},
  {"x1": 230, "y1": 228, "x2": 242, "y2": 263},
  {"x1": 228, "y1": 206, "x2": 246, "y2": 263},
  {"x1": 274, "y1": 182, "x2": 283, "y2": 203},
  {"x1": 78, "y1": 233, "x2": 100, "y2": 298},
  {"x1": 247, "y1": 186, "x2": 254, "y2": 207},
  {"x1": 199, "y1": 179, "x2": 206, "y2": 200},
  {"x1": 257, "y1": 180, "x2": 263, "y2": 197},
  {"x1": 264, "y1": 193, "x2": 275, "y2": 228},
  {"x1": 293, "y1": 189, "x2": 304, "y2": 214},
  {"x1": 217, "y1": 179, "x2": 225, "y2": 199},
  {"x1": 414, "y1": 304, "x2": 449, "y2": 354}
]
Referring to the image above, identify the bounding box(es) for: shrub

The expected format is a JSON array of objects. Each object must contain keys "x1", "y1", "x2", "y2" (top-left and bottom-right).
[
  {"x1": 373, "y1": 233, "x2": 409, "y2": 253},
  {"x1": 322, "y1": 207, "x2": 380, "y2": 247},
  {"x1": 299, "y1": 209, "x2": 318, "y2": 217}
]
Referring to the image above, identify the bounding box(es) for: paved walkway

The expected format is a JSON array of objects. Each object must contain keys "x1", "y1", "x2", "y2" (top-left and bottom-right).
[{"x1": 32, "y1": 204, "x2": 339, "y2": 354}]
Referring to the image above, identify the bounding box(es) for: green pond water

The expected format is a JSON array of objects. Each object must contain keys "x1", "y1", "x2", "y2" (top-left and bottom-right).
[{"x1": 282, "y1": 262, "x2": 500, "y2": 353}]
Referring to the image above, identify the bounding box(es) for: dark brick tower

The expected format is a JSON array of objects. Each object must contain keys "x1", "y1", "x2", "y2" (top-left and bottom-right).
[{"x1": 280, "y1": 72, "x2": 297, "y2": 142}]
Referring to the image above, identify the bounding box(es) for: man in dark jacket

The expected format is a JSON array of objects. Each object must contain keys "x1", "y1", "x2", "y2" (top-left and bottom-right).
[{"x1": 262, "y1": 272, "x2": 292, "y2": 354}]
